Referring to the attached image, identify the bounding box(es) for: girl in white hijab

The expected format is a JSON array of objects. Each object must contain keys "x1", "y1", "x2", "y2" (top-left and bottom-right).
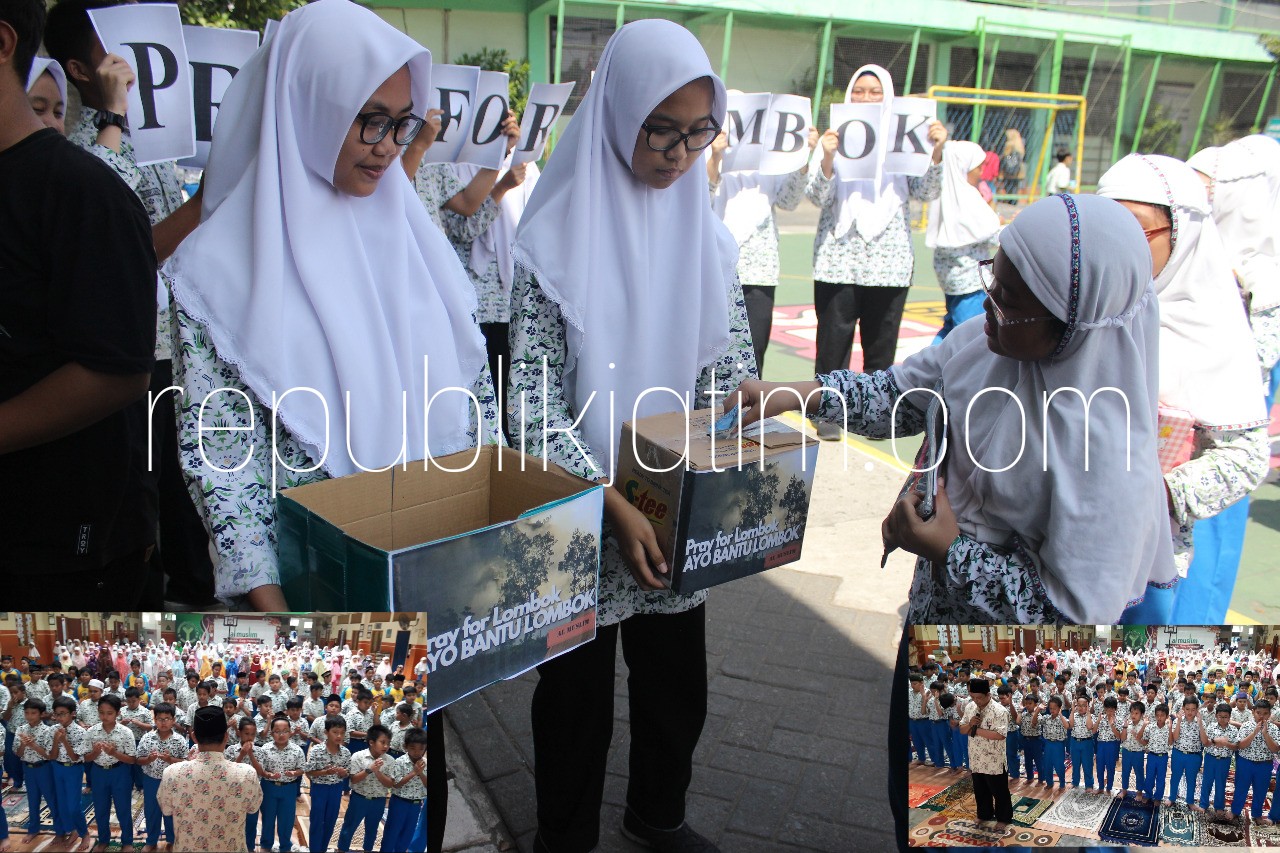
[
  {"x1": 926, "y1": 139, "x2": 1002, "y2": 343},
  {"x1": 166, "y1": 0, "x2": 500, "y2": 611},
  {"x1": 732, "y1": 193, "x2": 1175, "y2": 623},
  {"x1": 25, "y1": 57, "x2": 66, "y2": 134},
  {"x1": 1097, "y1": 153, "x2": 1270, "y2": 623},
  {"x1": 509, "y1": 19, "x2": 753, "y2": 851},
  {"x1": 451, "y1": 152, "x2": 535, "y2": 440},
  {"x1": 706, "y1": 100, "x2": 818, "y2": 373},
  {"x1": 1188, "y1": 135, "x2": 1280, "y2": 406},
  {"x1": 806, "y1": 64, "x2": 947, "y2": 436}
]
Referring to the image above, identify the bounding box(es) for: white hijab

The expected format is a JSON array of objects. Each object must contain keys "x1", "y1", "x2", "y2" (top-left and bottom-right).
[
  {"x1": 1188, "y1": 135, "x2": 1280, "y2": 313},
  {"x1": 512, "y1": 19, "x2": 737, "y2": 477},
  {"x1": 832, "y1": 64, "x2": 907, "y2": 241},
  {"x1": 454, "y1": 156, "x2": 541, "y2": 293},
  {"x1": 925, "y1": 140, "x2": 1001, "y2": 249},
  {"x1": 893, "y1": 194, "x2": 1174, "y2": 623},
  {"x1": 167, "y1": 0, "x2": 487, "y2": 478},
  {"x1": 25, "y1": 57, "x2": 66, "y2": 103},
  {"x1": 1097, "y1": 154, "x2": 1267, "y2": 430}
]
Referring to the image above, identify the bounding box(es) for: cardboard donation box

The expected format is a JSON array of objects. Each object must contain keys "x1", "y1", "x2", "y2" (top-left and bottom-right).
[
  {"x1": 616, "y1": 409, "x2": 818, "y2": 594},
  {"x1": 278, "y1": 445, "x2": 604, "y2": 712}
]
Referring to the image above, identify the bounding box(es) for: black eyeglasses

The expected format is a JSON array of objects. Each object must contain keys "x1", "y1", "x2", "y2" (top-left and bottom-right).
[
  {"x1": 356, "y1": 112, "x2": 426, "y2": 146},
  {"x1": 640, "y1": 120, "x2": 721, "y2": 153}
]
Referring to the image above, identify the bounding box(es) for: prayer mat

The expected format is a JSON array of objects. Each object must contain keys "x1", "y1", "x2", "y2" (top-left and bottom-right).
[
  {"x1": 909, "y1": 781, "x2": 948, "y2": 808},
  {"x1": 1200, "y1": 813, "x2": 1253, "y2": 846},
  {"x1": 1157, "y1": 801, "x2": 1203, "y2": 846},
  {"x1": 1009, "y1": 795, "x2": 1052, "y2": 828},
  {"x1": 5, "y1": 786, "x2": 93, "y2": 833},
  {"x1": 1098, "y1": 795, "x2": 1159, "y2": 846},
  {"x1": 919, "y1": 778, "x2": 974, "y2": 813},
  {"x1": 1040, "y1": 787, "x2": 1113, "y2": 833},
  {"x1": 1003, "y1": 827, "x2": 1062, "y2": 847},
  {"x1": 1251, "y1": 820, "x2": 1280, "y2": 847},
  {"x1": 908, "y1": 814, "x2": 1012, "y2": 847}
]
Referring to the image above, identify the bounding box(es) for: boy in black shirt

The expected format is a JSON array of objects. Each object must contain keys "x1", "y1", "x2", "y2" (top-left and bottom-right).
[{"x1": 0, "y1": 0, "x2": 156, "y2": 600}]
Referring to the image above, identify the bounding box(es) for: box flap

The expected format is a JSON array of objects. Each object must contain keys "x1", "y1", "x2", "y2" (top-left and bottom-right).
[
  {"x1": 391, "y1": 445, "x2": 493, "y2": 510},
  {"x1": 490, "y1": 446, "x2": 600, "y2": 523},
  {"x1": 624, "y1": 409, "x2": 811, "y2": 472}
]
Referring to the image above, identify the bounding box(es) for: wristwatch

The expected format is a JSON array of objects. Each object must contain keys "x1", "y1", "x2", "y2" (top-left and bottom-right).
[{"x1": 96, "y1": 110, "x2": 129, "y2": 132}]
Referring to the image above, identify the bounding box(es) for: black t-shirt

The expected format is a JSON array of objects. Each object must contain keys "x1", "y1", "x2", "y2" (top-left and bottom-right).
[{"x1": 0, "y1": 128, "x2": 157, "y2": 569}]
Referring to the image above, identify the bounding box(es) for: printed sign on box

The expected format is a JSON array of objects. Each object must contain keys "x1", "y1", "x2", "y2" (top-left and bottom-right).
[
  {"x1": 276, "y1": 445, "x2": 603, "y2": 712},
  {"x1": 615, "y1": 410, "x2": 818, "y2": 594}
]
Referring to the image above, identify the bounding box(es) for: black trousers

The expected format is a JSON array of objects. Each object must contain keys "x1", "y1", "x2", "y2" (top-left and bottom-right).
[
  {"x1": 532, "y1": 605, "x2": 708, "y2": 853},
  {"x1": 149, "y1": 360, "x2": 215, "y2": 605},
  {"x1": 742, "y1": 285, "x2": 775, "y2": 376},
  {"x1": 971, "y1": 770, "x2": 1014, "y2": 822},
  {"x1": 427, "y1": 708, "x2": 445, "y2": 853},
  {"x1": 813, "y1": 282, "x2": 910, "y2": 375},
  {"x1": 480, "y1": 322, "x2": 511, "y2": 443}
]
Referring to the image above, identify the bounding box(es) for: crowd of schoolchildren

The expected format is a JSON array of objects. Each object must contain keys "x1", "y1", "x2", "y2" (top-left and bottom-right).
[
  {"x1": 909, "y1": 647, "x2": 1280, "y2": 825},
  {"x1": 0, "y1": 641, "x2": 428, "y2": 852}
]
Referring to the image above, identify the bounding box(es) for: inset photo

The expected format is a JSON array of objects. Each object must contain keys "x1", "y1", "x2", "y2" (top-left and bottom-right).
[{"x1": 905, "y1": 624, "x2": 1280, "y2": 847}]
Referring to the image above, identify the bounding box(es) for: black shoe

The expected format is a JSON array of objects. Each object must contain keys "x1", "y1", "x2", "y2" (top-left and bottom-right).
[{"x1": 620, "y1": 808, "x2": 719, "y2": 853}]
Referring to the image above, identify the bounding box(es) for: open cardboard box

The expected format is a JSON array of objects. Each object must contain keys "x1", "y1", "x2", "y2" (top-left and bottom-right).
[
  {"x1": 278, "y1": 445, "x2": 604, "y2": 711},
  {"x1": 616, "y1": 408, "x2": 818, "y2": 594}
]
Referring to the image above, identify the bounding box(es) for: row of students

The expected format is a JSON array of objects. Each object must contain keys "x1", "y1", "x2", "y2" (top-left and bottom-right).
[{"x1": 913, "y1": 672, "x2": 1280, "y2": 824}]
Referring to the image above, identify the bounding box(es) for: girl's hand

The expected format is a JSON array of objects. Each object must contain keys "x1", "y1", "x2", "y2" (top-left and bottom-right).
[
  {"x1": 418, "y1": 108, "x2": 444, "y2": 151},
  {"x1": 724, "y1": 379, "x2": 823, "y2": 427},
  {"x1": 928, "y1": 121, "x2": 948, "y2": 164},
  {"x1": 881, "y1": 481, "x2": 960, "y2": 564},
  {"x1": 710, "y1": 130, "x2": 729, "y2": 160},
  {"x1": 807, "y1": 127, "x2": 820, "y2": 151},
  {"x1": 606, "y1": 494, "x2": 669, "y2": 591},
  {"x1": 502, "y1": 111, "x2": 521, "y2": 153}
]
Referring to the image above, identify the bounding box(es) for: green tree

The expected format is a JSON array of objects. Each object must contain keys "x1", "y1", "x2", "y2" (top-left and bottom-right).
[
  {"x1": 498, "y1": 525, "x2": 554, "y2": 606},
  {"x1": 559, "y1": 529, "x2": 599, "y2": 599},
  {"x1": 455, "y1": 47, "x2": 532, "y2": 116},
  {"x1": 176, "y1": 0, "x2": 305, "y2": 33},
  {"x1": 737, "y1": 465, "x2": 781, "y2": 531},
  {"x1": 779, "y1": 474, "x2": 810, "y2": 532},
  {"x1": 1138, "y1": 104, "x2": 1182, "y2": 157}
]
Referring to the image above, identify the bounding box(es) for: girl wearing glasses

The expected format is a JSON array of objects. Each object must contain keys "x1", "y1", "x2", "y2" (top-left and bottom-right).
[
  {"x1": 164, "y1": 0, "x2": 500, "y2": 611},
  {"x1": 1097, "y1": 154, "x2": 1269, "y2": 624},
  {"x1": 805, "y1": 64, "x2": 947, "y2": 439},
  {"x1": 729, "y1": 193, "x2": 1175, "y2": 624},
  {"x1": 509, "y1": 19, "x2": 752, "y2": 853}
]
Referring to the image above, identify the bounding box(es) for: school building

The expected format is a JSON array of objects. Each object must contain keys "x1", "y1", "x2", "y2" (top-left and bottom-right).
[{"x1": 364, "y1": 0, "x2": 1279, "y2": 188}]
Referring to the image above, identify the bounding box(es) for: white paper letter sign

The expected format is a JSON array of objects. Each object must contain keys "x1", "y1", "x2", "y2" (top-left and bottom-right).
[
  {"x1": 180, "y1": 25, "x2": 259, "y2": 169},
  {"x1": 513, "y1": 81, "x2": 573, "y2": 165},
  {"x1": 88, "y1": 3, "x2": 195, "y2": 166}
]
